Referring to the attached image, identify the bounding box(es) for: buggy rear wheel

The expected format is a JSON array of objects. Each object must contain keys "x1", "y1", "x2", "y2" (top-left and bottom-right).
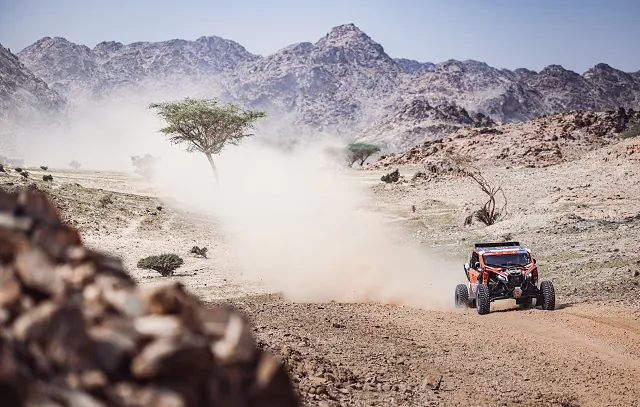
[
  {"x1": 540, "y1": 281, "x2": 556, "y2": 310},
  {"x1": 476, "y1": 284, "x2": 491, "y2": 315},
  {"x1": 455, "y1": 284, "x2": 469, "y2": 308}
]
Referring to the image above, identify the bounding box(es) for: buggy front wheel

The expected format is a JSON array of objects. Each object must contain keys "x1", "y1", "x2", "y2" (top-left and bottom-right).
[{"x1": 476, "y1": 284, "x2": 491, "y2": 315}]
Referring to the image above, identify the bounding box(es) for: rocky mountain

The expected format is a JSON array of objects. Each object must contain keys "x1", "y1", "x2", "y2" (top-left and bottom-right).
[
  {"x1": 18, "y1": 35, "x2": 259, "y2": 100},
  {"x1": 358, "y1": 98, "x2": 495, "y2": 151},
  {"x1": 12, "y1": 23, "x2": 640, "y2": 150},
  {"x1": 226, "y1": 24, "x2": 403, "y2": 133}
]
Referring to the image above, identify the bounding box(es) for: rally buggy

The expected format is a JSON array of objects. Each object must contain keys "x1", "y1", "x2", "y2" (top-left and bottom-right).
[{"x1": 454, "y1": 241, "x2": 556, "y2": 315}]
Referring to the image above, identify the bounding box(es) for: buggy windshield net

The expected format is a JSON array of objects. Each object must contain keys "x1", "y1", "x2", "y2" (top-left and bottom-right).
[{"x1": 483, "y1": 252, "x2": 531, "y2": 267}]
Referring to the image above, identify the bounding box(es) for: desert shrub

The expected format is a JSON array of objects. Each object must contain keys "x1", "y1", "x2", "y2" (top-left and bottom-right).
[
  {"x1": 137, "y1": 254, "x2": 184, "y2": 276},
  {"x1": 40, "y1": 166, "x2": 48, "y2": 171},
  {"x1": 43, "y1": 174, "x2": 53, "y2": 182},
  {"x1": 20, "y1": 171, "x2": 29, "y2": 179},
  {"x1": 0, "y1": 164, "x2": 4, "y2": 172},
  {"x1": 69, "y1": 160, "x2": 81, "y2": 170},
  {"x1": 99, "y1": 194, "x2": 113, "y2": 207},
  {"x1": 15, "y1": 167, "x2": 23, "y2": 173},
  {"x1": 190, "y1": 246, "x2": 208, "y2": 258},
  {"x1": 381, "y1": 169, "x2": 400, "y2": 183}
]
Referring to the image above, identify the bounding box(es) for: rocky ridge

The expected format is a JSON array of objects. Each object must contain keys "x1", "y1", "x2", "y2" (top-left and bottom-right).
[
  {"x1": 367, "y1": 108, "x2": 640, "y2": 169},
  {"x1": 18, "y1": 35, "x2": 258, "y2": 101},
  {"x1": 357, "y1": 97, "x2": 496, "y2": 151},
  {"x1": 394, "y1": 58, "x2": 436, "y2": 74}
]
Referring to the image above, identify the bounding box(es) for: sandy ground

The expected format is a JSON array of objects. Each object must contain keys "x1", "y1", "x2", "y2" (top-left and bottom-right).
[{"x1": 1, "y1": 147, "x2": 639, "y2": 406}]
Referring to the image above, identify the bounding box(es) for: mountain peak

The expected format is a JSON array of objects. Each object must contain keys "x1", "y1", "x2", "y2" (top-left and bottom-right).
[
  {"x1": 542, "y1": 64, "x2": 568, "y2": 72},
  {"x1": 317, "y1": 23, "x2": 374, "y2": 48},
  {"x1": 328, "y1": 23, "x2": 364, "y2": 35},
  {"x1": 595, "y1": 62, "x2": 611, "y2": 69}
]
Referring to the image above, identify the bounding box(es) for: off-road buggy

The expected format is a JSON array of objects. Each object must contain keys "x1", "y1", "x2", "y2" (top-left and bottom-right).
[{"x1": 454, "y1": 241, "x2": 556, "y2": 315}]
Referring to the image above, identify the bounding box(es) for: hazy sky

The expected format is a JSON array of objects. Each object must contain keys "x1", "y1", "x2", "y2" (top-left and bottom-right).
[{"x1": 1, "y1": 0, "x2": 639, "y2": 73}]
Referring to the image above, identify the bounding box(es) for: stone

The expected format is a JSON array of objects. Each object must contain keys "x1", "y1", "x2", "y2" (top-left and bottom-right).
[
  {"x1": 14, "y1": 249, "x2": 64, "y2": 297},
  {"x1": 89, "y1": 324, "x2": 138, "y2": 376},
  {"x1": 133, "y1": 315, "x2": 182, "y2": 338},
  {"x1": 131, "y1": 335, "x2": 212, "y2": 380},
  {"x1": 0, "y1": 267, "x2": 21, "y2": 307}
]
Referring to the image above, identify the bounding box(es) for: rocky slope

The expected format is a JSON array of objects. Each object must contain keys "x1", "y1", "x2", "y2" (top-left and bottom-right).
[
  {"x1": 367, "y1": 108, "x2": 640, "y2": 169},
  {"x1": 394, "y1": 58, "x2": 435, "y2": 74},
  {"x1": 13, "y1": 23, "x2": 640, "y2": 148},
  {"x1": 0, "y1": 43, "x2": 66, "y2": 152},
  {"x1": 0, "y1": 43, "x2": 66, "y2": 122},
  {"x1": 358, "y1": 97, "x2": 495, "y2": 151}
]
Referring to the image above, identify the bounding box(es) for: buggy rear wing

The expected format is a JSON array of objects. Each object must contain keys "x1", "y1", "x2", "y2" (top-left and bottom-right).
[{"x1": 474, "y1": 241, "x2": 520, "y2": 249}]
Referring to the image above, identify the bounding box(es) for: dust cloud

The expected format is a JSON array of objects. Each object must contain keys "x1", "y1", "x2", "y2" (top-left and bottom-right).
[
  {"x1": 8, "y1": 89, "x2": 464, "y2": 311},
  {"x1": 153, "y1": 137, "x2": 464, "y2": 310}
]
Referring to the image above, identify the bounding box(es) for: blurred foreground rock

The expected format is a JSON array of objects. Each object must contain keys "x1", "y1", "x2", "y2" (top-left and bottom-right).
[{"x1": 0, "y1": 188, "x2": 300, "y2": 407}]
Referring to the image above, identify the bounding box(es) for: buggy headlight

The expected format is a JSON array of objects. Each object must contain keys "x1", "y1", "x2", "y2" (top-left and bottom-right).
[{"x1": 497, "y1": 275, "x2": 507, "y2": 282}]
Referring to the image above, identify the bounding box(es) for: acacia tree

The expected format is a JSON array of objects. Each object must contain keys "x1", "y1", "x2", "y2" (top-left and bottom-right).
[
  {"x1": 149, "y1": 97, "x2": 266, "y2": 185},
  {"x1": 346, "y1": 142, "x2": 381, "y2": 167}
]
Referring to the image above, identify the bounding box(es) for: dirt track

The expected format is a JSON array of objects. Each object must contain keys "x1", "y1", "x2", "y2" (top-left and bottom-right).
[
  {"x1": 1, "y1": 157, "x2": 639, "y2": 406},
  {"x1": 229, "y1": 297, "x2": 640, "y2": 407}
]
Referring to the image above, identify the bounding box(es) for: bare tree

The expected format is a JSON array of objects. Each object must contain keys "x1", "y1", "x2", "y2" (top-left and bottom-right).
[{"x1": 149, "y1": 97, "x2": 266, "y2": 186}]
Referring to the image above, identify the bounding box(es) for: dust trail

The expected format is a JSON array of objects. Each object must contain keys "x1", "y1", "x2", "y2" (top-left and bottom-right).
[
  {"x1": 153, "y1": 137, "x2": 464, "y2": 310},
  {"x1": 7, "y1": 89, "x2": 464, "y2": 310}
]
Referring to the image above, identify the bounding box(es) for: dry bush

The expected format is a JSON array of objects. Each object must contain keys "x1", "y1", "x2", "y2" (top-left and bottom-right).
[
  {"x1": 467, "y1": 168, "x2": 507, "y2": 226},
  {"x1": 190, "y1": 246, "x2": 208, "y2": 258},
  {"x1": 137, "y1": 254, "x2": 184, "y2": 276},
  {"x1": 40, "y1": 165, "x2": 48, "y2": 171},
  {"x1": 381, "y1": 169, "x2": 400, "y2": 183},
  {"x1": 42, "y1": 174, "x2": 53, "y2": 182},
  {"x1": 445, "y1": 155, "x2": 507, "y2": 226},
  {"x1": 99, "y1": 194, "x2": 113, "y2": 207}
]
